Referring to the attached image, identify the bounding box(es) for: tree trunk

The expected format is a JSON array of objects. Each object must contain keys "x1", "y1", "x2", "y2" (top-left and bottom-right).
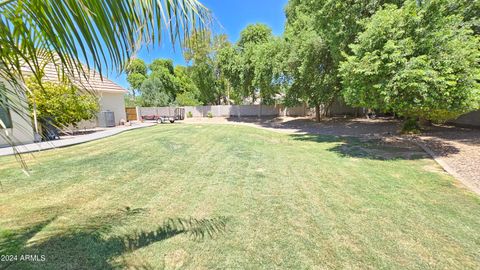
[
  {"x1": 315, "y1": 103, "x2": 321, "y2": 122},
  {"x1": 325, "y1": 98, "x2": 335, "y2": 117}
]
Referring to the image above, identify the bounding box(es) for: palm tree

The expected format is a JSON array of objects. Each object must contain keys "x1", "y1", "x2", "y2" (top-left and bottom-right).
[{"x1": 0, "y1": 0, "x2": 210, "y2": 166}]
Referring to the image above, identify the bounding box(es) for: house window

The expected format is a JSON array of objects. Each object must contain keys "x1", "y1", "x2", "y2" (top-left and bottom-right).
[{"x1": 0, "y1": 83, "x2": 13, "y2": 129}]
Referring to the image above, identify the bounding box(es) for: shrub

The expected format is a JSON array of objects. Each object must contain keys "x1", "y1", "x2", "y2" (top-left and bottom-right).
[
  {"x1": 401, "y1": 118, "x2": 421, "y2": 134},
  {"x1": 207, "y1": 112, "x2": 213, "y2": 118},
  {"x1": 187, "y1": 111, "x2": 193, "y2": 118},
  {"x1": 26, "y1": 77, "x2": 99, "y2": 128}
]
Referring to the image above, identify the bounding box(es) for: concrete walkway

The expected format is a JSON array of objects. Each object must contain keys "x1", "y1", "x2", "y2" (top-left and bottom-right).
[{"x1": 0, "y1": 122, "x2": 155, "y2": 157}]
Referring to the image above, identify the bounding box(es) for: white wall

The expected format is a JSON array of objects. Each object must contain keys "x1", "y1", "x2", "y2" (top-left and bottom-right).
[
  {"x1": 0, "y1": 80, "x2": 34, "y2": 147},
  {"x1": 99, "y1": 92, "x2": 126, "y2": 125},
  {"x1": 73, "y1": 91, "x2": 126, "y2": 129}
]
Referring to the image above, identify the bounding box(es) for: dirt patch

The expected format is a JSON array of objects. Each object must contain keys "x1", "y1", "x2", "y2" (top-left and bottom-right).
[
  {"x1": 335, "y1": 138, "x2": 428, "y2": 160},
  {"x1": 164, "y1": 249, "x2": 189, "y2": 269}
]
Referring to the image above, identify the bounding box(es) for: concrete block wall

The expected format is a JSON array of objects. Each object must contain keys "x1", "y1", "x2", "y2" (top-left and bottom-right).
[
  {"x1": 139, "y1": 107, "x2": 177, "y2": 117},
  {"x1": 138, "y1": 105, "x2": 309, "y2": 119},
  {"x1": 451, "y1": 110, "x2": 480, "y2": 128},
  {"x1": 182, "y1": 105, "x2": 307, "y2": 118}
]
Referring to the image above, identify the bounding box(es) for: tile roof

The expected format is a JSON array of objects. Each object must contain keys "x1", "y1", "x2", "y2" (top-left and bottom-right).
[{"x1": 22, "y1": 62, "x2": 128, "y2": 94}]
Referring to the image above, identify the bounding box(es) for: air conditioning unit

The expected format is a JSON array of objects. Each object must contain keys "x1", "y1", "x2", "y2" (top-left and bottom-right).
[{"x1": 98, "y1": 111, "x2": 115, "y2": 127}]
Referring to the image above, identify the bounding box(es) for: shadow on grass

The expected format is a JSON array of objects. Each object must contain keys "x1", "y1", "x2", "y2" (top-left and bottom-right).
[
  {"x1": 290, "y1": 134, "x2": 430, "y2": 160},
  {"x1": 225, "y1": 116, "x2": 401, "y2": 137},
  {"x1": 1, "y1": 216, "x2": 229, "y2": 270},
  {"x1": 0, "y1": 218, "x2": 56, "y2": 256},
  {"x1": 418, "y1": 137, "x2": 461, "y2": 157},
  {"x1": 225, "y1": 117, "x2": 464, "y2": 158}
]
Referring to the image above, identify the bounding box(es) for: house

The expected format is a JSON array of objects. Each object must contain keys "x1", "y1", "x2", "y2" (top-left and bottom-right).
[
  {"x1": 0, "y1": 64, "x2": 128, "y2": 147},
  {"x1": 0, "y1": 78, "x2": 35, "y2": 147},
  {"x1": 26, "y1": 62, "x2": 128, "y2": 129}
]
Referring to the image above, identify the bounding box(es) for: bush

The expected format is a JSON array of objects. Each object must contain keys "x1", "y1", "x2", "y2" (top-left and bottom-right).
[
  {"x1": 207, "y1": 112, "x2": 213, "y2": 118},
  {"x1": 401, "y1": 118, "x2": 421, "y2": 134},
  {"x1": 187, "y1": 111, "x2": 193, "y2": 118},
  {"x1": 26, "y1": 77, "x2": 99, "y2": 128}
]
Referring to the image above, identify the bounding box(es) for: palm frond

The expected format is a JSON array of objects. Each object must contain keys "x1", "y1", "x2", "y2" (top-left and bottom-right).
[{"x1": 0, "y1": 0, "x2": 210, "y2": 168}]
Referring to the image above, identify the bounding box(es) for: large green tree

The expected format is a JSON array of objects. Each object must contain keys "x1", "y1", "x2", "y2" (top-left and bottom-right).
[
  {"x1": 250, "y1": 37, "x2": 286, "y2": 105},
  {"x1": 126, "y1": 58, "x2": 202, "y2": 107},
  {"x1": 340, "y1": 0, "x2": 480, "y2": 127},
  {"x1": 148, "y1": 59, "x2": 178, "y2": 98},
  {"x1": 216, "y1": 43, "x2": 243, "y2": 104},
  {"x1": 284, "y1": 0, "x2": 405, "y2": 121},
  {"x1": 236, "y1": 24, "x2": 274, "y2": 104},
  {"x1": 284, "y1": 8, "x2": 337, "y2": 121},
  {"x1": 125, "y1": 59, "x2": 148, "y2": 105},
  {"x1": 136, "y1": 59, "x2": 178, "y2": 107},
  {"x1": 126, "y1": 59, "x2": 147, "y2": 95},
  {"x1": 174, "y1": 66, "x2": 201, "y2": 106},
  {"x1": 183, "y1": 25, "x2": 283, "y2": 106},
  {"x1": 237, "y1": 23, "x2": 272, "y2": 48},
  {"x1": 183, "y1": 31, "x2": 231, "y2": 104},
  {"x1": 139, "y1": 77, "x2": 174, "y2": 107}
]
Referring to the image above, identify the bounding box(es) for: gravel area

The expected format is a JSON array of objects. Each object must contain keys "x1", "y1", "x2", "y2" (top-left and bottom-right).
[
  {"x1": 416, "y1": 125, "x2": 480, "y2": 194},
  {"x1": 184, "y1": 117, "x2": 480, "y2": 194}
]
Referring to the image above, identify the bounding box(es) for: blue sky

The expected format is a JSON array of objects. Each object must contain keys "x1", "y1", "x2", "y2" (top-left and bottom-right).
[{"x1": 110, "y1": 0, "x2": 289, "y2": 89}]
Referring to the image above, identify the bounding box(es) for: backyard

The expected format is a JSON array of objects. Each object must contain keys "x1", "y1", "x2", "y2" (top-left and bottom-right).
[{"x1": 0, "y1": 124, "x2": 479, "y2": 269}]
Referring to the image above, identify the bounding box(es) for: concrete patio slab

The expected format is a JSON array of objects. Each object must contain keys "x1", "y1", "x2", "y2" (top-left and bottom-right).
[{"x1": 0, "y1": 122, "x2": 155, "y2": 157}]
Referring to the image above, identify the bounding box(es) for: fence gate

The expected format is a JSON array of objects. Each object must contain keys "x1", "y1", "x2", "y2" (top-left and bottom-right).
[{"x1": 125, "y1": 107, "x2": 137, "y2": 121}]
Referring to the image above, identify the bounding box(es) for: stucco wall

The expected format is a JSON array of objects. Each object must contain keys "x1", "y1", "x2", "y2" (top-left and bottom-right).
[
  {"x1": 99, "y1": 92, "x2": 126, "y2": 125},
  {"x1": 0, "y1": 112, "x2": 35, "y2": 147},
  {"x1": 0, "y1": 81, "x2": 34, "y2": 147},
  {"x1": 73, "y1": 91, "x2": 126, "y2": 129}
]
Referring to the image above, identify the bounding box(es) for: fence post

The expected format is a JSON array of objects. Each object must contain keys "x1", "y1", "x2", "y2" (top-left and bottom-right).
[{"x1": 136, "y1": 106, "x2": 141, "y2": 121}]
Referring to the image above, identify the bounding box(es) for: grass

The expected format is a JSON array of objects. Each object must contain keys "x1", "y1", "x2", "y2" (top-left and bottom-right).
[{"x1": 0, "y1": 124, "x2": 479, "y2": 269}]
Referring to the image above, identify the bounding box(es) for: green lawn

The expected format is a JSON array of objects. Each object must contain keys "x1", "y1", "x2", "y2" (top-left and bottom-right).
[{"x1": 0, "y1": 124, "x2": 479, "y2": 269}]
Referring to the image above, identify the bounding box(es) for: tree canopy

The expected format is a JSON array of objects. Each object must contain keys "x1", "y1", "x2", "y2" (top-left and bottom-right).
[
  {"x1": 182, "y1": 31, "x2": 232, "y2": 105},
  {"x1": 238, "y1": 23, "x2": 273, "y2": 49},
  {"x1": 127, "y1": 0, "x2": 479, "y2": 130},
  {"x1": 126, "y1": 59, "x2": 148, "y2": 96},
  {"x1": 125, "y1": 58, "x2": 202, "y2": 107},
  {"x1": 340, "y1": 0, "x2": 480, "y2": 123}
]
